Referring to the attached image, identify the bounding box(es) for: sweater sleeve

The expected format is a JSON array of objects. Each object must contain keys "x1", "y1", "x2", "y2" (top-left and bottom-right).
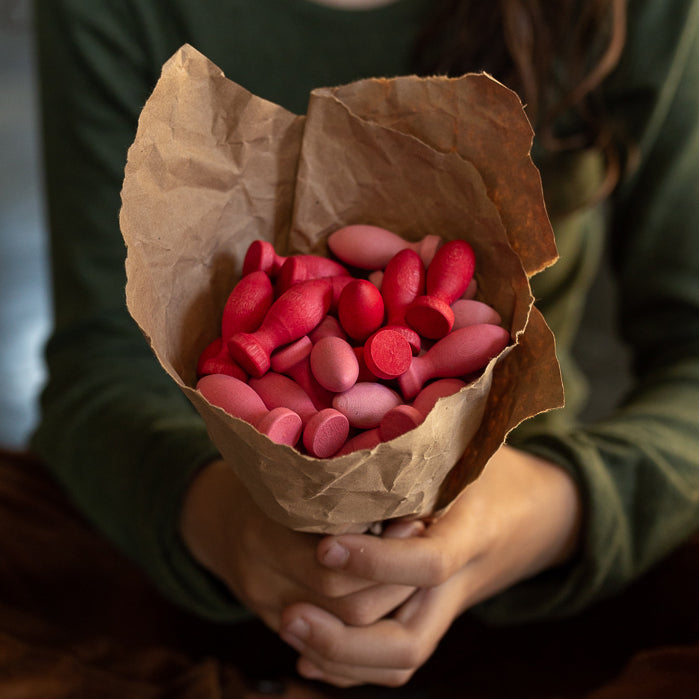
[
  {"x1": 477, "y1": 0, "x2": 699, "y2": 623},
  {"x1": 31, "y1": 0, "x2": 248, "y2": 622}
]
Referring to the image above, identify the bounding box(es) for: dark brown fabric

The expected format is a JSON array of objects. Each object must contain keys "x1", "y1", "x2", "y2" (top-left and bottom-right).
[{"x1": 0, "y1": 448, "x2": 696, "y2": 698}]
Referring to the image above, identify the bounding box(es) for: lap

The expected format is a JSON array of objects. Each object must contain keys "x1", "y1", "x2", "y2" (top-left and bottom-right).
[{"x1": 0, "y1": 448, "x2": 696, "y2": 698}]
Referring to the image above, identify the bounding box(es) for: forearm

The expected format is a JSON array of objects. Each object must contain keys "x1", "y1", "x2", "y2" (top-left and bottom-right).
[
  {"x1": 481, "y1": 3, "x2": 699, "y2": 624},
  {"x1": 489, "y1": 355, "x2": 699, "y2": 623},
  {"x1": 30, "y1": 315, "x2": 247, "y2": 621}
]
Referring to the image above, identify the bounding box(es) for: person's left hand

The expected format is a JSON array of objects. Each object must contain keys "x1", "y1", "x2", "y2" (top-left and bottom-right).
[
  {"x1": 278, "y1": 445, "x2": 582, "y2": 687},
  {"x1": 180, "y1": 459, "x2": 420, "y2": 632}
]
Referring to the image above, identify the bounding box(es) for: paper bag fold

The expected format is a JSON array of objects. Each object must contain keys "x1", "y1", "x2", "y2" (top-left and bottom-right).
[{"x1": 121, "y1": 45, "x2": 563, "y2": 534}]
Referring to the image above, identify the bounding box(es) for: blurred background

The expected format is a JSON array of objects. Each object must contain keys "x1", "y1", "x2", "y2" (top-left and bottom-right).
[
  {"x1": 0, "y1": 0, "x2": 632, "y2": 452},
  {"x1": 0, "y1": 0, "x2": 50, "y2": 449}
]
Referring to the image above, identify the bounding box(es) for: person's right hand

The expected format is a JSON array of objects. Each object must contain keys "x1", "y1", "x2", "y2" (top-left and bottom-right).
[{"x1": 179, "y1": 459, "x2": 419, "y2": 631}]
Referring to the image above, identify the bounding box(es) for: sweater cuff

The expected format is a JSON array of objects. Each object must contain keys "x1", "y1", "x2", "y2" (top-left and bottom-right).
[{"x1": 135, "y1": 423, "x2": 252, "y2": 624}]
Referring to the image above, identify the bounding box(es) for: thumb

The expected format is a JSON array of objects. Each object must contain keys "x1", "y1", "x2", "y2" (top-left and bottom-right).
[{"x1": 317, "y1": 524, "x2": 453, "y2": 587}]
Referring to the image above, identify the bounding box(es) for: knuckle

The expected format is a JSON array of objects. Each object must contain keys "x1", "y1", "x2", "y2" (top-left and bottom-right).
[
  {"x1": 313, "y1": 633, "x2": 345, "y2": 662},
  {"x1": 384, "y1": 668, "x2": 416, "y2": 688},
  {"x1": 395, "y1": 638, "x2": 430, "y2": 671},
  {"x1": 360, "y1": 553, "x2": 386, "y2": 580},
  {"x1": 423, "y1": 547, "x2": 455, "y2": 585},
  {"x1": 334, "y1": 596, "x2": 380, "y2": 627},
  {"x1": 312, "y1": 571, "x2": 346, "y2": 598}
]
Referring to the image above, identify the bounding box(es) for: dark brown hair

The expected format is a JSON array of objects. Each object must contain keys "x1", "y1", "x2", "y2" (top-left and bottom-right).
[{"x1": 415, "y1": 0, "x2": 628, "y2": 200}]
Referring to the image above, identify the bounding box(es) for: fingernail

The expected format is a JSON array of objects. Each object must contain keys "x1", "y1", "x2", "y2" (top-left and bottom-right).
[
  {"x1": 321, "y1": 541, "x2": 349, "y2": 568},
  {"x1": 283, "y1": 616, "x2": 309, "y2": 642}
]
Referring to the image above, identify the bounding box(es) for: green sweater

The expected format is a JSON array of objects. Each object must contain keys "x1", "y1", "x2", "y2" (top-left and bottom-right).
[{"x1": 32, "y1": 0, "x2": 699, "y2": 623}]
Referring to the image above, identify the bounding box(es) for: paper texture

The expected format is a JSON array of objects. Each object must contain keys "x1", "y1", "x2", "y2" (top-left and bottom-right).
[{"x1": 121, "y1": 44, "x2": 563, "y2": 534}]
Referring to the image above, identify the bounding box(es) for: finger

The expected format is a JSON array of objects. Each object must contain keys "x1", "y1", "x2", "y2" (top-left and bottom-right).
[
  {"x1": 280, "y1": 587, "x2": 459, "y2": 687},
  {"x1": 225, "y1": 475, "x2": 381, "y2": 601},
  {"x1": 381, "y1": 518, "x2": 426, "y2": 539},
  {"x1": 314, "y1": 522, "x2": 421, "y2": 625},
  {"x1": 315, "y1": 517, "x2": 433, "y2": 585},
  {"x1": 251, "y1": 565, "x2": 415, "y2": 630},
  {"x1": 279, "y1": 589, "x2": 446, "y2": 669},
  {"x1": 318, "y1": 493, "x2": 481, "y2": 586},
  {"x1": 323, "y1": 581, "x2": 416, "y2": 627},
  {"x1": 256, "y1": 518, "x2": 375, "y2": 600},
  {"x1": 305, "y1": 519, "x2": 426, "y2": 598},
  {"x1": 280, "y1": 602, "x2": 420, "y2": 673},
  {"x1": 272, "y1": 546, "x2": 375, "y2": 599},
  {"x1": 317, "y1": 532, "x2": 457, "y2": 587},
  {"x1": 295, "y1": 655, "x2": 414, "y2": 689}
]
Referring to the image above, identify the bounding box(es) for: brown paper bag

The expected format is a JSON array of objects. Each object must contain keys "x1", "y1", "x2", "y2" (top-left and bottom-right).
[{"x1": 120, "y1": 45, "x2": 563, "y2": 534}]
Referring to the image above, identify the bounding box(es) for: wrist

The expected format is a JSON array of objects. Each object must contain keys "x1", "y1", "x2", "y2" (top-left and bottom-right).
[
  {"x1": 455, "y1": 443, "x2": 583, "y2": 608},
  {"x1": 495, "y1": 445, "x2": 583, "y2": 571},
  {"x1": 180, "y1": 459, "x2": 241, "y2": 574}
]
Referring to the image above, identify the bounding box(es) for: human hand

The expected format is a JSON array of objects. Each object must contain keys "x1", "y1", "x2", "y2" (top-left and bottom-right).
[
  {"x1": 180, "y1": 459, "x2": 419, "y2": 630},
  {"x1": 279, "y1": 445, "x2": 582, "y2": 687}
]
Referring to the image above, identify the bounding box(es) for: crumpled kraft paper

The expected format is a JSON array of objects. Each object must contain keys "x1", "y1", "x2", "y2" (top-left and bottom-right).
[{"x1": 120, "y1": 44, "x2": 563, "y2": 534}]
